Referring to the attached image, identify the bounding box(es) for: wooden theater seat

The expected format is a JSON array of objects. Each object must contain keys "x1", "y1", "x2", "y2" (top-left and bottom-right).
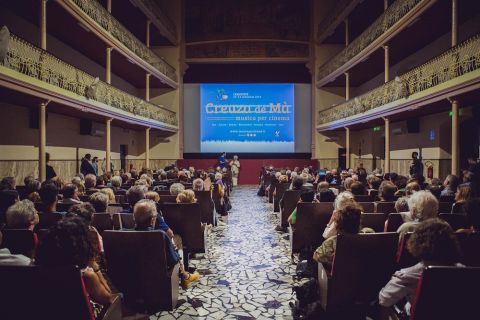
[
  {"x1": 375, "y1": 201, "x2": 396, "y2": 214},
  {"x1": 360, "y1": 213, "x2": 387, "y2": 233},
  {"x1": 290, "y1": 202, "x2": 333, "y2": 253},
  {"x1": 384, "y1": 213, "x2": 404, "y2": 232},
  {"x1": 408, "y1": 266, "x2": 480, "y2": 320},
  {"x1": 91, "y1": 213, "x2": 113, "y2": 234},
  {"x1": 279, "y1": 190, "x2": 301, "y2": 228},
  {"x1": 273, "y1": 183, "x2": 289, "y2": 213},
  {"x1": 161, "y1": 203, "x2": 205, "y2": 253},
  {"x1": 318, "y1": 233, "x2": 398, "y2": 317},
  {"x1": 396, "y1": 232, "x2": 418, "y2": 269},
  {"x1": 0, "y1": 229, "x2": 37, "y2": 258},
  {"x1": 103, "y1": 230, "x2": 180, "y2": 313},
  {"x1": 455, "y1": 232, "x2": 480, "y2": 266},
  {"x1": 112, "y1": 213, "x2": 135, "y2": 230},
  {"x1": 357, "y1": 202, "x2": 375, "y2": 213},
  {"x1": 0, "y1": 265, "x2": 121, "y2": 320},
  {"x1": 354, "y1": 195, "x2": 372, "y2": 202},
  {"x1": 439, "y1": 213, "x2": 468, "y2": 231},
  {"x1": 194, "y1": 190, "x2": 215, "y2": 224},
  {"x1": 438, "y1": 202, "x2": 453, "y2": 214},
  {"x1": 158, "y1": 195, "x2": 177, "y2": 204}
]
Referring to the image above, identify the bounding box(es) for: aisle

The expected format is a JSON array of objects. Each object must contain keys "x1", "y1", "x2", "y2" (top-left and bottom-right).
[{"x1": 154, "y1": 186, "x2": 295, "y2": 319}]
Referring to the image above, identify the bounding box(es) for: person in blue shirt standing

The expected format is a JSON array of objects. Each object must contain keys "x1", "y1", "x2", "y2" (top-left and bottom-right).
[{"x1": 218, "y1": 152, "x2": 227, "y2": 169}]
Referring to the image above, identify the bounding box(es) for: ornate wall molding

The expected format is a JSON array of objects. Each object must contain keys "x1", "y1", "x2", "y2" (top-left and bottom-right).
[
  {"x1": 59, "y1": 0, "x2": 177, "y2": 86},
  {"x1": 130, "y1": 0, "x2": 178, "y2": 45},
  {"x1": 0, "y1": 34, "x2": 178, "y2": 130},
  {"x1": 317, "y1": 34, "x2": 480, "y2": 128},
  {"x1": 316, "y1": 0, "x2": 436, "y2": 87}
]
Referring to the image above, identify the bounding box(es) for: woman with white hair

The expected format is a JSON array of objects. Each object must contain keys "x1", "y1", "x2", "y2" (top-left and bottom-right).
[
  {"x1": 230, "y1": 155, "x2": 241, "y2": 186},
  {"x1": 397, "y1": 190, "x2": 438, "y2": 236},
  {"x1": 322, "y1": 191, "x2": 355, "y2": 239}
]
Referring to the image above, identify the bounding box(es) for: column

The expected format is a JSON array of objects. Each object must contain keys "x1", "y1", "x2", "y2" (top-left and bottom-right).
[
  {"x1": 106, "y1": 47, "x2": 112, "y2": 84},
  {"x1": 107, "y1": 0, "x2": 112, "y2": 13},
  {"x1": 384, "y1": 118, "x2": 390, "y2": 173},
  {"x1": 384, "y1": 45, "x2": 390, "y2": 83},
  {"x1": 39, "y1": 102, "x2": 47, "y2": 181},
  {"x1": 384, "y1": 0, "x2": 389, "y2": 11},
  {"x1": 344, "y1": 19, "x2": 349, "y2": 46},
  {"x1": 145, "y1": 127, "x2": 151, "y2": 169},
  {"x1": 146, "y1": 20, "x2": 151, "y2": 48},
  {"x1": 345, "y1": 72, "x2": 350, "y2": 100},
  {"x1": 40, "y1": 0, "x2": 47, "y2": 50},
  {"x1": 451, "y1": 100, "x2": 459, "y2": 175},
  {"x1": 451, "y1": 0, "x2": 458, "y2": 47},
  {"x1": 106, "y1": 119, "x2": 112, "y2": 173},
  {"x1": 345, "y1": 127, "x2": 350, "y2": 169},
  {"x1": 145, "y1": 73, "x2": 151, "y2": 101}
]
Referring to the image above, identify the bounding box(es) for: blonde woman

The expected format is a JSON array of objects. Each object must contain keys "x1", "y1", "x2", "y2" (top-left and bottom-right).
[{"x1": 99, "y1": 188, "x2": 116, "y2": 204}]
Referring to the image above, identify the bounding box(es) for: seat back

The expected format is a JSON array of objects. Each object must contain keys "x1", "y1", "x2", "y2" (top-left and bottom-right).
[
  {"x1": 37, "y1": 211, "x2": 64, "y2": 229},
  {"x1": 385, "y1": 213, "x2": 404, "y2": 232},
  {"x1": 112, "y1": 213, "x2": 135, "y2": 230},
  {"x1": 357, "y1": 202, "x2": 375, "y2": 213},
  {"x1": 0, "y1": 265, "x2": 95, "y2": 320},
  {"x1": 328, "y1": 233, "x2": 398, "y2": 309},
  {"x1": 439, "y1": 213, "x2": 468, "y2": 231},
  {"x1": 410, "y1": 266, "x2": 480, "y2": 320},
  {"x1": 102, "y1": 230, "x2": 179, "y2": 312},
  {"x1": 354, "y1": 195, "x2": 372, "y2": 202},
  {"x1": 161, "y1": 203, "x2": 204, "y2": 253},
  {"x1": 106, "y1": 204, "x2": 123, "y2": 215},
  {"x1": 439, "y1": 195, "x2": 455, "y2": 203},
  {"x1": 0, "y1": 229, "x2": 37, "y2": 258},
  {"x1": 194, "y1": 190, "x2": 215, "y2": 224},
  {"x1": 360, "y1": 213, "x2": 386, "y2": 232},
  {"x1": 273, "y1": 183, "x2": 289, "y2": 212},
  {"x1": 156, "y1": 190, "x2": 171, "y2": 195},
  {"x1": 159, "y1": 195, "x2": 177, "y2": 204},
  {"x1": 375, "y1": 202, "x2": 396, "y2": 214},
  {"x1": 455, "y1": 232, "x2": 480, "y2": 266},
  {"x1": 292, "y1": 202, "x2": 333, "y2": 252},
  {"x1": 115, "y1": 194, "x2": 126, "y2": 204},
  {"x1": 451, "y1": 202, "x2": 465, "y2": 214},
  {"x1": 437, "y1": 202, "x2": 452, "y2": 214},
  {"x1": 56, "y1": 202, "x2": 74, "y2": 212},
  {"x1": 396, "y1": 232, "x2": 418, "y2": 268},
  {"x1": 280, "y1": 190, "x2": 301, "y2": 228},
  {"x1": 91, "y1": 213, "x2": 113, "y2": 234}
]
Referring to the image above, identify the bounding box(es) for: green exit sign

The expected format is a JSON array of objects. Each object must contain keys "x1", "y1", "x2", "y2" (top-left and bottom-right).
[{"x1": 373, "y1": 127, "x2": 381, "y2": 132}]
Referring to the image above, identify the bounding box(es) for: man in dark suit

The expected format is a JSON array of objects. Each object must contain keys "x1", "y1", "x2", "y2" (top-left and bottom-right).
[{"x1": 80, "y1": 154, "x2": 96, "y2": 176}]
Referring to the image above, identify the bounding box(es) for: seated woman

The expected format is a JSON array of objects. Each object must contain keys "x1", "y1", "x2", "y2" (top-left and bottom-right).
[
  {"x1": 379, "y1": 219, "x2": 462, "y2": 317},
  {"x1": 313, "y1": 202, "x2": 373, "y2": 267},
  {"x1": 35, "y1": 217, "x2": 115, "y2": 317},
  {"x1": 452, "y1": 183, "x2": 472, "y2": 214},
  {"x1": 99, "y1": 187, "x2": 116, "y2": 204},
  {"x1": 287, "y1": 186, "x2": 316, "y2": 225},
  {"x1": 377, "y1": 181, "x2": 397, "y2": 202},
  {"x1": 456, "y1": 198, "x2": 480, "y2": 233},
  {"x1": 176, "y1": 190, "x2": 197, "y2": 204},
  {"x1": 133, "y1": 200, "x2": 200, "y2": 289},
  {"x1": 68, "y1": 203, "x2": 104, "y2": 253},
  {"x1": 322, "y1": 191, "x2": 354, "y2": 239},
  {"x1": 397, "y1": 191, "x2": 438, "y2": 236}
]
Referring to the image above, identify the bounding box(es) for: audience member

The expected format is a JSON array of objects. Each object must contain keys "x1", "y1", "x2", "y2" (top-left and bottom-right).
[
  {"x1": 441, "y1": 174, "x2": 459, "y2": 198},
  {"x1": 170, "y1": 183, "x2": 185, "y2": 196},
  {"x1": 350, "y1": 182, "x2": 367, "y2": 196},
  {"x1": 84, "y1": 174, "x2": 98, "y2": 194},
  {"x1": 89, "y1": 192, "x2": 109, "y2": 213},
  {"x1": 60, "y1": 183, "x2": 82, "y2": 205},
  {"x1": 378, "y1": 181, "x2": 397, "y2": 202},
  {"x1": 6, "y1": 199, "x2": 39, "y2": 230},
  {"x1": 323, "y1": 191, "x2": 355, "y2": 239},
  {"x1": 99, "y1": 188, "x2": 115, "y2": 204},
  {"x1": 379, "y1": 219, "x2": 461, "y2": 316},
  {"x1": 457, "y1": 198, "x2": 480, "y2": 233},
  {"x1": 38, "y1": 182, "x2": 65, "y2": 229},
  {"x1": 176, "y1": 190, "x2": 197, "y2": 204},
  {"x1": 192, "y1": 178, "x2": 205, "y2": 191},
  {"x1": 68, "y1": 202, "x2": 104, "y2": 252},
  {"x1": 123, "y1": 185, "x2": 147, "y2": 213},
  {"x1": 288, "y1": 186, "x2": 317, "y2": 225},
  {"x1": 397, "y1": 190, "x2": 438, "y2": 236}
]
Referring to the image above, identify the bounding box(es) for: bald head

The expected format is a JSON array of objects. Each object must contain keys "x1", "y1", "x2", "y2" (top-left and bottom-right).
[{"x1": 133, "y1": 199, "x2": 157, "y2": 229}]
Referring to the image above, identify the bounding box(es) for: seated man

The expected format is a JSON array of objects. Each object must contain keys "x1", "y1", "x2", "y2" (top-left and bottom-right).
[
  {"x1": 0, "y1": 230, "x2": 31, "y2": 265},
  {"x1": 397, "y1": 190, "x2": 438, "y2": 236},
  {"x1": 6, "y1": 199, "x2": 39, "y2": 231},
  {"x1": 379, "y1": 219, "x2": 462, "y2": 317},
  {"x1": 133, "y1": 200, "x2": 200, "y2": 289},
  {"x1": 287, "y1": 186, "x2": 317, "y2": 225},
  {"x1": 110, "y1": 175, "x2": 127, "y2": 195},
  {"x1": 60, "y1": 183, "x2": 82, "y2": 205},
  {"x1": 377, "y1": 181, "x2": 397, "y2": 202},
  {"x1": 88, "y1": 192, "x2": 109, "y2": 213},
  {"x1": 122, "y1": 185, "x2": 148, "y2": 213},
  {"x1": 84, "y1": 174, "x2": 99, "y2": 194},
  {"x1": 192, "y1": 178, "x2": 204, "y2": 192},
  {"x1": 38, "y1": 182, "x2": 66, "y2": 229}
]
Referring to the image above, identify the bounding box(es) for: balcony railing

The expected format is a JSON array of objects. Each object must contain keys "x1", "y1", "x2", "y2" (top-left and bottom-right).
[
  {"x1": 70, "y1": 0, "x2": 177, "y2": 82},
  {"x1": 317, "y1": 0, "x2": 428, "y2": 84},
  {"x1": 317, "y1": 34, "x2": 480, "y2": 125},
  {"x1": 130, "y1": 0, "x2": 177, "y2": 45},
  {"x1": 1, "y1": 34, "x2": 178, "y2": 127}
]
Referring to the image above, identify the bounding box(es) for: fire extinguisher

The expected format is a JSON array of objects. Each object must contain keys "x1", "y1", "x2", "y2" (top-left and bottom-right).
[{"x1": 425, "y1": 161, "x2": 434, "y2": 179}]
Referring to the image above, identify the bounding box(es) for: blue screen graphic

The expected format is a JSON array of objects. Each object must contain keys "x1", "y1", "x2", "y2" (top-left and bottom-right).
[{"x1": 200, "y1": 84, "x2": 295, "y2": 153}]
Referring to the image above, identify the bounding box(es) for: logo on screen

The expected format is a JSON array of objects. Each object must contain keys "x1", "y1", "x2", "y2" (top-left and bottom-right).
[
  {"x1": 216, "y1": 89, "x2": 228, "y2": 101},
  {"x1": 275, "y1": 131, "x2": 280, "y2": 137}
]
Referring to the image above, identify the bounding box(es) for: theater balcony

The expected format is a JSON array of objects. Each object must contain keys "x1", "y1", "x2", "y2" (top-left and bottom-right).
[
  {"x1": 0, "y1": 33, "x2": 178, "y2": 132},
  {"x1": 56, "y1": 0, "x2": 177, "y2": 88},
  {"x1": 316, "y1": 34, "x2": 480, "y2": 130},
  {"x1": 316, "y1": 0, "x2": 436, "y2": 87}
]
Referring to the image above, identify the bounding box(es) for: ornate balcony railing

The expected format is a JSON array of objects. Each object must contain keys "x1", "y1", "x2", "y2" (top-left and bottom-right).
[
  {"x1": 70, "y1": 0, "x2": 177, "y2": 82},
  {"x1": 317, "y1": 34, "x2": 480, "y2": 125},
  {"x1": 316, "y1": 0, "x2": 361, "y2": 44},
  {"x1": 1, "y1": 33, "x2": 178, "y2": 127},
  {"x1": 317, "y1": 0, "x2": 428, "y2": 84},
  {"x1": 130, "y1": 0, "x2": 177, "y2": 45}
]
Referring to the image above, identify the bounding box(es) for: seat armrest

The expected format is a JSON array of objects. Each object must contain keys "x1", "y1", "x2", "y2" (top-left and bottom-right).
[
  {"x1": 100, "y1": 294, "x2": 122, "y2": 320},
  {"x1": 318, "y1": 262, "x2": 329, "y2": 310}
]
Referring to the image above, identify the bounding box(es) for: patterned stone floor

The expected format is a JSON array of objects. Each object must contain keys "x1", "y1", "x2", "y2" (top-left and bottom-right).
[{"x1": 152, "y1": 186, "x2": 295, "y2": 320}]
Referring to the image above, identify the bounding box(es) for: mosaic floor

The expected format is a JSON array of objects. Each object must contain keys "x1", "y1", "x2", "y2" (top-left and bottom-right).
[{"x1": 152, "y1": 186, "x2": 296, "y2": 320}]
